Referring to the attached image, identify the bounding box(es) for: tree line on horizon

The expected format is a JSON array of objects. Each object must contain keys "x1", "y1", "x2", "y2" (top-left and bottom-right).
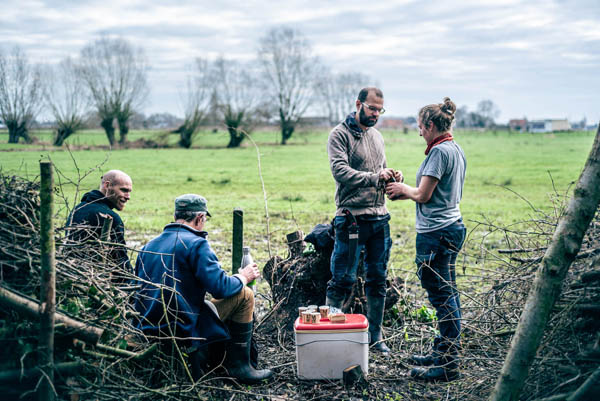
[
  {"x1": 0, "y1": 28, "x2": 377, "y2": 148},
  {"x1": 0, "y1": 27, "x2": 503, "y2": 148}
]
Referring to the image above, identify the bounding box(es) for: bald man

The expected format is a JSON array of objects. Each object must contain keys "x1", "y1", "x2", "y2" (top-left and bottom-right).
[{"x1": 67, "y1": 170, "x2": 133, "y2": 279}]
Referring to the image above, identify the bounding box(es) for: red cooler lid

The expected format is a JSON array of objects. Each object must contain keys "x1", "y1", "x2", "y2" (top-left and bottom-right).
[{"x1": 294, "y1": 313, "x2": 368, "y2": 331}]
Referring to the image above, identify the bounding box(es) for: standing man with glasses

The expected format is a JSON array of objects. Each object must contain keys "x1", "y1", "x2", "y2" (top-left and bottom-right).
[{"x1": 326, "y1": 87, "x2": 402, "y2": 355}]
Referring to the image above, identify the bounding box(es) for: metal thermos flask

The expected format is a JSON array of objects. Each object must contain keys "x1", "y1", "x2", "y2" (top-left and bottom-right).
[{"x1": 241, "y1": 246, "x2": 256, "y2": 287}]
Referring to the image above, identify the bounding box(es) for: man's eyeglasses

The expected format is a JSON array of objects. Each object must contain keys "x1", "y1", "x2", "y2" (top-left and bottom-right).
[{"x1": 362, "y1": 102, "x2": 385, "y2": 114}]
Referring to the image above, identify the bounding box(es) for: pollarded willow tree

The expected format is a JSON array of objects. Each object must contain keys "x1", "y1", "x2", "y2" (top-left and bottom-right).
[
  {"x1": 0, "y1": 46, "x2": 44, "y2": 144},
  {"x1": 316, "y1": 69, "x2": 373, "y2": 125},
  {"x1": 258, "y1": 27, "x2": 319, "y2": 145},
  {"x1": 214, "y1": 57, "x2": 260, "y2": 148},
  {"x1": 77, "y1": 36, "x2": 148, "y2": 146},
  {"x1": 175, "y1": 58, "x2": 213, "y2": 148},
  {"x1": 44, "y1": 57, "x2": 88, "y2": 146}
]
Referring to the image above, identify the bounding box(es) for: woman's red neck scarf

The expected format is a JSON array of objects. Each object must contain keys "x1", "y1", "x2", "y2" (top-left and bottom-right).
[{"x1": 425, "y1": 133, "x2": 453, "y2": 155}]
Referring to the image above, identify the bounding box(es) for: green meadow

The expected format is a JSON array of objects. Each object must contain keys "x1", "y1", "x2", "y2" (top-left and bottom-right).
[{"x1": 0, "y1": 128, "x2": 595, "y2": 275}]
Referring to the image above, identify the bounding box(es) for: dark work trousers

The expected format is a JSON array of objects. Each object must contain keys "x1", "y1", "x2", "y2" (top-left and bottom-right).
[
  {"x1": 326, "y1": 214, "x2": 392, "y2": 303},
  {"x1": 415, "y1": 219, "x2": 466, "y2": 354}
]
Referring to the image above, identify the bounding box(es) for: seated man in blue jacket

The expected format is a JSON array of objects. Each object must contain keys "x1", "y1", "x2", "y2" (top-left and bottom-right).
[{"x1": 133, "y1": 194, "x2": 273, "y2": 384}]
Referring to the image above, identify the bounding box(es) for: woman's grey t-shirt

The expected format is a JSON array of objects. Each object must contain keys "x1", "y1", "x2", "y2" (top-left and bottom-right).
[{"x1": 415, "y1": 141, "x2": 466, "y2": 233}]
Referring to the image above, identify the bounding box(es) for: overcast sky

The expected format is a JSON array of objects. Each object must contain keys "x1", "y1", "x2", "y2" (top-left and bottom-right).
[{"x1": 2, "y1": 0, "x2": 599, "y2": 124}]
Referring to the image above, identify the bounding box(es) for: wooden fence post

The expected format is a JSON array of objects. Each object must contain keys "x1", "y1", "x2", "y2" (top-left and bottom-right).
[
  {"x1": 100, "y1": 214, "x2": 113, "y2": 241},
  {"x1": 39, "y1": 161, "x2": 56, "y2": 401},
  {"x1": 232, "y1": 208, "x2": 243, "y2": 274}
]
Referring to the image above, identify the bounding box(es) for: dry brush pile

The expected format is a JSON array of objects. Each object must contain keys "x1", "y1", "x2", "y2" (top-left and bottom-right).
[{"x1": 0, "y1": 171, "x2": 598, "y2": 400}]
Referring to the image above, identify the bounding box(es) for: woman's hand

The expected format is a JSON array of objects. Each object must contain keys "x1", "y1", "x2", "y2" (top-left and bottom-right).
[
  {"x1": 393, "y1": 170, "x2": 404, "y2": 183},
  {"x1": 385, "y1": 182, "x2": 409, "y2": 200}
]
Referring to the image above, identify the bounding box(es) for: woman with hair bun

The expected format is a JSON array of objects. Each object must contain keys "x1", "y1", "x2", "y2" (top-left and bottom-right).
[{"x1": 385, "y1": 97, "x2": 466, "y2": 382}]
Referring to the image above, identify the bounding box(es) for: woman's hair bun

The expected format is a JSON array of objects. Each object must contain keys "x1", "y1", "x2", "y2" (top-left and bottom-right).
[{"x1": 441, "y1": 97, "x2": 456, "y2": 116}]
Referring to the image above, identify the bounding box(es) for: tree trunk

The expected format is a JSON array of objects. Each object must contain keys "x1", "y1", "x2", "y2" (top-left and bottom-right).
[
  {"x1": 227, "y1": 126, "x2": 244, "y2": 148},
  {"x1": 39, "y1": 161, "x2": 56, "y2": 401},
  {"x1": 100, "y1": 117, "x2": 116, "y2": 146},
  {"x1": 177, "y1": 119, "x2": 200, "y2": 148},
  {"x1": 6, "y1": 120, "x2": 30, "y2": 144},
  {"x1": 279, "y1": 111, "x2": 295, "y2": 145},
  {"x1": 7, "y1": 127, "x2": 19, "y2": 143},
  {"x1": 117, "y1": 117, "x2": 129, "y2": 145},
  {"x1": 225, "y1": 112, "x2": 246, "y2": 148},
  {"x1": 490, "y1": 125, "x2": 600, "y2": 401},
  {"x1": 53, "y1": 126, "x2": 74, "y2": 147},
  {"x1": 178, "y1": 127, "x2": 193, "y2": 148}
]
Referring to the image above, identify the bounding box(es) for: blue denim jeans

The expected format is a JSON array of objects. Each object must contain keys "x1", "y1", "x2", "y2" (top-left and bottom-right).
[
  {"x1": 415, "y1": 219, "x2": 466, "y2": 353},
  {"x1": 326, "y1": 214, "x2": 392, "y2": 302}
]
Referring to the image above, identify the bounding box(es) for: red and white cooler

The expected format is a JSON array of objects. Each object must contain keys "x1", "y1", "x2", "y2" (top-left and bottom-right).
[{"x1": 294, "y1": 313, "x2": 369, "y2": 379}]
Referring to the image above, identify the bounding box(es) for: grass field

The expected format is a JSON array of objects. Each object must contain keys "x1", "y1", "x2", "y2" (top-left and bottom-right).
[{"x1": 0, "y1": 127, "x2": 595, "y2": 275}]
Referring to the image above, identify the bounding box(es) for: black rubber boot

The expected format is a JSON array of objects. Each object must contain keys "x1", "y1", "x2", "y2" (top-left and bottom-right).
[
  {"x1": 409, "y1": 353, "x2": 436, "y2": 366},
  {"x1": 326, "y1": 296, "x2": 343, "y2": 309},
  {"x1": 367, "y1": 296, "x2": 391, "y2": 355},
  {"x1": 190, "y1": 346, "x2": 210, "y2": 381},
  {"x1": 409, "y1": 337, "x2": 441, "y2": 366},
  {"x1": 410, "y1": 352, "x2": 459, "y2": 382},
  {"x1": 224, "y1": 321, "x2": 274, "y2": 384}
]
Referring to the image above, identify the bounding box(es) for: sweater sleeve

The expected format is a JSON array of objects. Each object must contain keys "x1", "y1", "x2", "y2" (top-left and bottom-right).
[
  {"x1": 327, "y1": 128, "x2": 379, "y2": 188},
  {"x1": 189, "y1": 239, "x2": 243, "y2": 299}
]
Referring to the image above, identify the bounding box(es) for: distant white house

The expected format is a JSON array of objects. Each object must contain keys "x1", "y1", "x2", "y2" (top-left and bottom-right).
[{"x1": 527, "y1": 119, "x2": 571, "y2": 133}]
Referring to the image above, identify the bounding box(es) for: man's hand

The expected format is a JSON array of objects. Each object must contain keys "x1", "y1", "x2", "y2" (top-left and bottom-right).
[
  {"x1": 379, "y1": 168, "x2": 397, "y2": 184},
  {"x1": 239, "y1": 263, "x2": 260, "y2": 284}
]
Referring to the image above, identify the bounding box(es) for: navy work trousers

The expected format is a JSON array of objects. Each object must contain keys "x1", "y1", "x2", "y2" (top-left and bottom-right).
[{"x1": 326, "y1": 214, "x2": 392, "y2": 303}]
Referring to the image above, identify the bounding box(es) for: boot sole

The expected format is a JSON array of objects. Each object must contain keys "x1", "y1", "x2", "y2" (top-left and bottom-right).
[{"x1": 410, "y1": 368, "x2": 460, "y2": 382}]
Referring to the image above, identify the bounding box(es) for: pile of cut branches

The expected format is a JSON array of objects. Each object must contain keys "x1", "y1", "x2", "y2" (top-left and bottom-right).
[{"x1": 0, "y1": 172, "x2": 210, "y2": 400}]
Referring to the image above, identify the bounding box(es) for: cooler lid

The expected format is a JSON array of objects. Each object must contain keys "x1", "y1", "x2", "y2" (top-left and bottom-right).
[{"x1": 294, "y1": 313, "x2": 368, "y2": 331}]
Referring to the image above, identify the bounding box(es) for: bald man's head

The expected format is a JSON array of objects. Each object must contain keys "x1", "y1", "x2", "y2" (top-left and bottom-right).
[{"x1": 100, "y1": 170, "x2": 132, "y2": 211}]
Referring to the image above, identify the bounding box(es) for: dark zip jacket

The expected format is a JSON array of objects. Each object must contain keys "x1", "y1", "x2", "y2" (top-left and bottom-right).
[{"x1": 67, "y1": 190, "x2": 132, "y2": 275}]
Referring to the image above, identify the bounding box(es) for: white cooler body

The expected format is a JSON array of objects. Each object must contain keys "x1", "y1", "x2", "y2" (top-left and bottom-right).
[{"x1": 295, "y1": 329, "x2": 369, "y2": 379}]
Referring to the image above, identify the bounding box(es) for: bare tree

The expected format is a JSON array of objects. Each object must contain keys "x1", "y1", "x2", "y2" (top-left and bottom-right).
[
  {"x1": 77, "y1": 37, "x2": 148, "y2": 146},
  {"x1": 258, "y1": 27, "x2": 318, "y2": 144},
  {"x1": 477, "y1": 99, "x2": 500, "y2": 130},
  {"x1": 316, "y1": 69, "x2": 372, "y2": 125},
  {"x1": 44, "y1": 58, "x2": 88, "y2": 146},
  {"x1": 213, "y1": 57, "x2": 260, "y2": 148},
  {"x1": 0, "y1": 46, "x2": 44, "y2": 144},
  {"x1": 175, "y1": 58, "x2": 213, "y2": 148}
]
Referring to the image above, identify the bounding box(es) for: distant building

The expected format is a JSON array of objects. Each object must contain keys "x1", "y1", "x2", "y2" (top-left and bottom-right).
[
  {"x1": 509, "y1": 119, "x2": 527, "y2": 132},
  {"x1": 549, "y1": 119, "x2": 571, "y2": 131},
  {"x1": 527, "y1": 119, "x2": 571, "y2": 133},
  {"x1": 297, "y1": 116, "x2": 329, "y2": 127},
  {"x1": 377, "y1": 117, "x2": 405, "y2": 130}
]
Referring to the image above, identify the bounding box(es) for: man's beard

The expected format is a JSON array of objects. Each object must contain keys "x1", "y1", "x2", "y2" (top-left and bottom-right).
[{"x1": 359, "y1": 107, "x2": 377, "y2": 127}]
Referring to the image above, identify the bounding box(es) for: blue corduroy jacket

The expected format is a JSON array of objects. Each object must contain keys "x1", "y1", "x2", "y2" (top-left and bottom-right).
[{"x1": 134, "y1": 223, "x2": 243, "y2": 347}]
